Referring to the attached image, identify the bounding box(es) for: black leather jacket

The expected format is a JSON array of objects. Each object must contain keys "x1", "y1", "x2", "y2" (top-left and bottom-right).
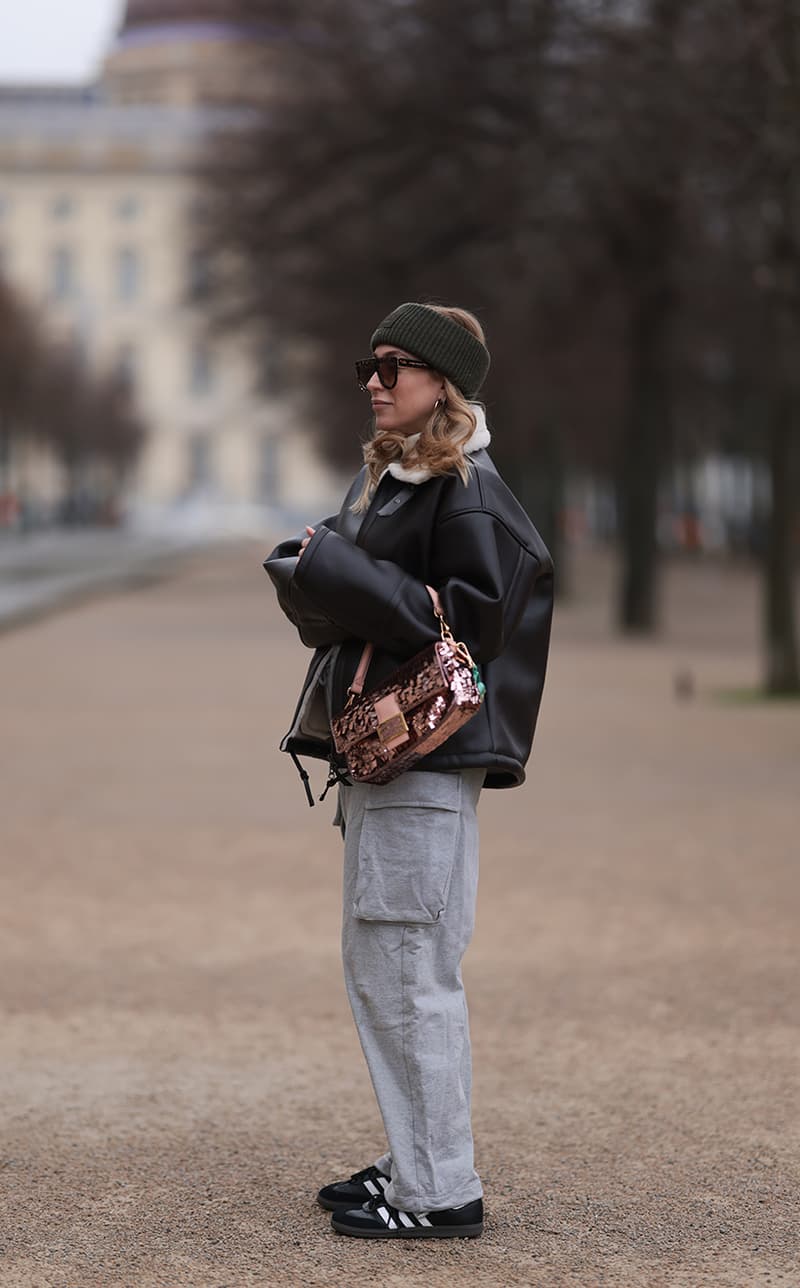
[{"x1": 264, "y1": 449, "x2": 554, "y2": 798}]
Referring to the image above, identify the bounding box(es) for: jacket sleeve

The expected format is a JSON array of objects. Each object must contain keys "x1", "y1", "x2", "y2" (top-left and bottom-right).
[
  {"x1": 263, "y1": 517, "x2": 350, "y2": 649},
  {"x1": 293, "y1": 511, "x2": 540, "y2": 662}
]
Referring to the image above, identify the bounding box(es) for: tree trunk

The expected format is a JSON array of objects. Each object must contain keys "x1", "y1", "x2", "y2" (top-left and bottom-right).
[
  {"x1": 616, "y1": 297, "x2": 671, "y2": 633},
  {"x1": 759, "y1": 1, "x2": 800, "y2": 694},
  {"x1": 512, "y1": 426, "x2": 566, "y2": 598},
  {"x1": 763, "y1": 396, "x2": 800, "y2": 694},
  {"x1": 0, "y1": 417, "x2": 10, "y2": 493}
]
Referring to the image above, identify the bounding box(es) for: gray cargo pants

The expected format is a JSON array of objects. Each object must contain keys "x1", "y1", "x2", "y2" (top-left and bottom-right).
[{"x1": 336, "y1": 768, "x2": 485, "y2": 1213}]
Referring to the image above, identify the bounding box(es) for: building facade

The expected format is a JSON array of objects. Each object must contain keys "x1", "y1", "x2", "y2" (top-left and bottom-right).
[{"x1": 0, "y1": 3, "x2": 339, "y2": 527}]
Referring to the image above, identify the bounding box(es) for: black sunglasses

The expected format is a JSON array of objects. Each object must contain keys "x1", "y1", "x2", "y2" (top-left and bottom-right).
[{"x1": 355, "y1": 354, "x2": 430, "y2": 391}]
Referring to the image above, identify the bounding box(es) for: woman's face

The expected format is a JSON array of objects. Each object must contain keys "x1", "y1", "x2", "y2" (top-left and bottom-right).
[{"x1": 368, "y1": 344, "x2": 445, "y2": 436}]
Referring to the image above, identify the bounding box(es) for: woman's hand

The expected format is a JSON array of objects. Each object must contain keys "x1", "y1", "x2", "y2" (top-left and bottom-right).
[{"x1": 297, "y1": 526, "x2": 315, "y2": 559}]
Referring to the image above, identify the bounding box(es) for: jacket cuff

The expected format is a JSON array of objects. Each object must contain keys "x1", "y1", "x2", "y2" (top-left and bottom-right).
[{"x1": 293, "y1": 524, "x2": 331, "y2": 585}]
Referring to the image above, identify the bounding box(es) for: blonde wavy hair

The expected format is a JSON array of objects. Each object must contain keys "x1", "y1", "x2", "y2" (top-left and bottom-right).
[{"x1": 352, "y1": 305, "x2": 487, "y2": 513}]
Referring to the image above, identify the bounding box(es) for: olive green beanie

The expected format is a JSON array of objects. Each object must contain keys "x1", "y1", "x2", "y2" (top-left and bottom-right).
[{"x1": 370, "y1": 302, "x2": 490, "y2": 398}]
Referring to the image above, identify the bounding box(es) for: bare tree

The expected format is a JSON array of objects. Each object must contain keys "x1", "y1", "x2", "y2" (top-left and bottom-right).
[
  {"x1": 200, "y1": 0, "x2": 702, "y2": 611},
  {"x1": 0, "y1": 277, "x2": 39, "y2": 496},
  {"x1": 567, "y1": 0, "x2": 698, "y2": 631},
  {"x1": 34, "y1": 345, "x2": 145, "y2": 522},
  {"x1": 680, "y1": 0, "x2": 800, "y2": 693},
  {"x1": 200, "y1": 0, "x2": 797, "y2": 684},
  {"x1": 736, "y1": 0, "x2": 800, "y2": 694},
  {"x1": 199, "y1": 0, "x2": 583, "y2": 559},
  {"x1": 0, "y1": 274, "x2": 146, "y2": 525}
]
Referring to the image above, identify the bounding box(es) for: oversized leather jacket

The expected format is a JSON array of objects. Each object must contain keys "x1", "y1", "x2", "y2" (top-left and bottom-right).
[{"x1": 264, "y1": 447, "x2": 554, "y2": 800}]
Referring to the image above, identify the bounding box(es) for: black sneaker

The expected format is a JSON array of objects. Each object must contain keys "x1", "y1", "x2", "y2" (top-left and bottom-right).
[
  {"x1": 331, "y1": 1193, "x2": 483, "y2": 1239},
  {"x1": 317, "y1": 1165, "x2": 390, "y2": 1211}
]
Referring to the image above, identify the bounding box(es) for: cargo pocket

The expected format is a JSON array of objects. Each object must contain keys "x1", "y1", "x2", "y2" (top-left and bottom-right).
[{"x1": 353, "y1": 773, "x2": 462, "y2": 925}]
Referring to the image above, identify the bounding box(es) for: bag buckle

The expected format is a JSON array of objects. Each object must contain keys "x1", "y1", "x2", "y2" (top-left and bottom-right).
[{"x1": 377, "y1": 710, "x2": 409, "y2": 745}]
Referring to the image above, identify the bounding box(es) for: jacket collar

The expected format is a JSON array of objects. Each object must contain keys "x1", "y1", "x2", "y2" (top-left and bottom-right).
[{"x1": 384, "y1": 404, "x2": 490, "y2": 485}]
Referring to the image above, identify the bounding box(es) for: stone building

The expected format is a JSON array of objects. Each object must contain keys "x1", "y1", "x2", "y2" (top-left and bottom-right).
[{"x1": 0, "y1": 2, "x2": 339, "y2": 527}]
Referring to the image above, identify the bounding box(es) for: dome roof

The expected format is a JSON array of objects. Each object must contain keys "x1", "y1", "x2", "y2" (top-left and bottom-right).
[
  {"x1": 120, "y1": 1, "x2": 239, "y2": 27},
  {"x1": 104, "y1": 1, "x2": 277, "y2": 107}
]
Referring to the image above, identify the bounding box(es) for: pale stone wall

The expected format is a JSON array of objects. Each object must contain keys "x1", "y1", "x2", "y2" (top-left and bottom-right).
[{"x1": 102, "y1": 35, "x2": 277, "y2": 108}]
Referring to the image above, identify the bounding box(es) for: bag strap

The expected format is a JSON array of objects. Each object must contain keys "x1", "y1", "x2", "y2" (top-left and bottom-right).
[
  {"x1": 347, "y1": 585, "x2": 445, "y2": 700},
  {"x1": 348, "y1": 641, "x2": 374, "y2": 699}
]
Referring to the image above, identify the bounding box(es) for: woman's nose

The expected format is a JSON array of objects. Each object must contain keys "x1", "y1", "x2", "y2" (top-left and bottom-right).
[{"x1": 366, "y1": 370, "x2": 383, "y2": 391}]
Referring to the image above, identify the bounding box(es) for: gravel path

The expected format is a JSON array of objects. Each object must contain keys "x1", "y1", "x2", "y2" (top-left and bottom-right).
[{"x1": 0, "y1": 544, "x2": 797, "y2": 1287}]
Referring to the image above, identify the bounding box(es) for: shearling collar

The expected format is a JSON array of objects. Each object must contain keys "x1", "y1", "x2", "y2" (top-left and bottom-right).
[{"x1": 384, "y1": 404, "x2": 491, "y2": 485}]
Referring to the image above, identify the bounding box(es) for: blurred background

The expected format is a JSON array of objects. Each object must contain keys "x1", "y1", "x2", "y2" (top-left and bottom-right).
[
  {"x1": 0, "y1": 0, "x2": 798, "y2": 691},
  {"x1": 1, "y1": 10, "x2": 798, "y2": 1281}
]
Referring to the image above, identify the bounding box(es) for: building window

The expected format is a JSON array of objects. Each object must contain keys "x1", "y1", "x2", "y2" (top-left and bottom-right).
[
  {"x1": 258, "y1": 433, "x2": 280, "y2": 504},
  {"x1": 189, "y1": 341, "x2": 213, "y2": 395},
  {"x1": 50, "y1": 194, "x2": 75, "y2": 220},
  {"x1": 187, "y1": 433, "x2": 213, "y2": 490},
  {"x1": 186, "y1": 247, "x2": 212, "y2": 302},
  {"x1": 115, "y1": 342, "x2": 138, "y2": 385},
  {"x1": 49, "y1": 246, "x2": 75, "y2": 301},
  {"x1": 114, "y1": 246, "x2": 141, "y2": 302},
  {"x1": 115, "y1": 193, "x2": 140, "y2": 220},
  {"x1": 186, "y1": 194, "x2": 211, "y2": 225}
]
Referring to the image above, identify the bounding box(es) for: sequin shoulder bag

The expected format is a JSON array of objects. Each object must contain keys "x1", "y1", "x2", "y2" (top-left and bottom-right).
[{"x1": 330, "y1": 586, "x2": 486, "y2": 785}]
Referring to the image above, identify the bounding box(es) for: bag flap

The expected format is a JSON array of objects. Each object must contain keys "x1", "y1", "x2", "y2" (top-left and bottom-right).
[{"x1": 332, "y1": 644, "x2": 450, "y2": 753}]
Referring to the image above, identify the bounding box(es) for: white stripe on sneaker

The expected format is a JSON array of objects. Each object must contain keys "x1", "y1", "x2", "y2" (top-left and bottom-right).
[
  {"x1": 364, "y1": 1180, "x2": 380, "y2": 1196},
  {"x1": 417, "y1": 1214, "x2": 433, "y2": 1227},
  {"x1": 397, "y1": 1211, "x2": 415, "y2": 1228},
  {"x1": 376, "y1": 1174, "x2": 389, "y2": 1190}
]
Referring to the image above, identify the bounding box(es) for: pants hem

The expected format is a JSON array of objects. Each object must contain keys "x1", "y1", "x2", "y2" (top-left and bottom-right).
[{"x1": 384, "y1": 1179, "x2": 484, "y2": 1214}]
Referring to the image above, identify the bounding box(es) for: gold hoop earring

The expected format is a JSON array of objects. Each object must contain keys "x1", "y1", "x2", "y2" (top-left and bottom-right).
[{"x1": 434, "y1": 398, "x2": 445, "y2": 410}]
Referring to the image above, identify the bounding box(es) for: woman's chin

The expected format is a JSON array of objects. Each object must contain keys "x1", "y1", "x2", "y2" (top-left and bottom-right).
[
  {"x1": 373, "y1": 411, "x2": 406, "y2": 434},
  {"x1": 374, "y1": 413, "x2": 423, "y2": 437}
]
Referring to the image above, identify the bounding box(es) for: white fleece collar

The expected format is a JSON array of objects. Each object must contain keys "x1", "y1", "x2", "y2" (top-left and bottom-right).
[{"x1": 385, "y1": 404, "x2": 491, "y2": 485}]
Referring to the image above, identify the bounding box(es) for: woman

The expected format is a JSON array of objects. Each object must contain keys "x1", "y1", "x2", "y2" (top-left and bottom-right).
[{"x1": 264, "y1": 302, "x2": 553, "y2": 1239}]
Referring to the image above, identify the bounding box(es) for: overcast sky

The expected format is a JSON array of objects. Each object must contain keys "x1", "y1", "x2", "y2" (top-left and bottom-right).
[{"x1": 0, "y1": 0, "x2": 126, "y2": 85}]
